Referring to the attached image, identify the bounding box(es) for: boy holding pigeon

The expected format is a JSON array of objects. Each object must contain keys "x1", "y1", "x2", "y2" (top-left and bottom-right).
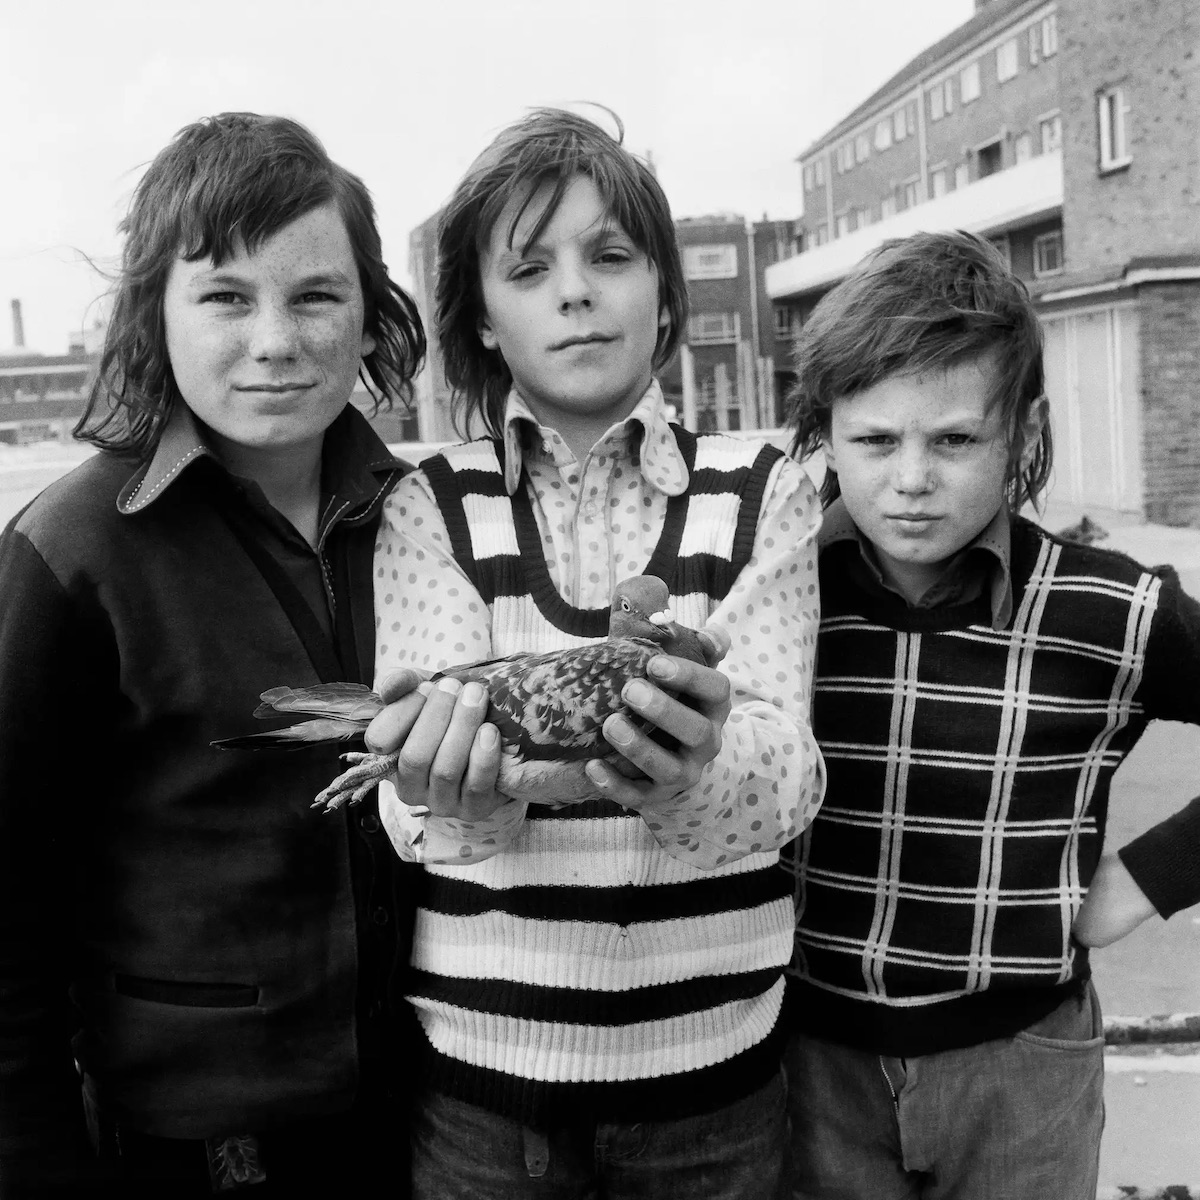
[{"x1": 367, "y1": 109, "x2": 825, "y2": 1198}]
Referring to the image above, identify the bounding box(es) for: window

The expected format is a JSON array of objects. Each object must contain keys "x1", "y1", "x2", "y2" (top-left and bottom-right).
[
  {"x1": 1029, "y1": 23, "x2": 1040, "y2": 65},
  {"x1": 1033, "y1": 230, "x2": 1063, "y2": 276},
  {"x1": 814, "y1": 158, "x2": 825, "y2": 186},
  {"x1": 683, "y1": 244, "x2": 737, "y2": 280},
  {"x1": 997, "y1": 38, "x2": 1018, "y2": 82},
  {"x1": 930, "y1": 166, "x2": 948, "y2": 198},
  {"x1": 875, "y1": 119, "x2": 893, "y2": 151},
  {"x1": 954, "y1": 162, "x2": 970, "y2": 189},
  {"x1": 990, "y1": 235, "x2": 1011, "y2": 267},
  {"x1": 1099, "y1": 88, "x2": 1132, "y2": 171},
  {"x1": 1040, "y1": 113, "x2": 1062, "y2": 153},
  {"x1": 977, "y1": 140, "x2": 1003, "y2": 178},
  {"x1": 855, "y1": 133, "x2": 870, "y2": 163},
  {"x1": 836, "y1": 142, "x2": 856, "y2": 173},
  {"x1": 854, "y1": 206, "x2": 872, "y2": 230},
  {"x1": 687, "y1": 312, "x2": 738, "y2": 344},
  {"x1": 835, "y1": 212, "x2": 851, "y2": 238},
  {"x1": 773, "y1": 306, "x2": 793, "y2": 337},
  {"x1": 961, "y1": 61, "x2": 981, "y2": 103},
  {"x1": 880, "y1": 194, "x2": 897, "y2": 219},
  {"x1": 893, "y1": 107, "x2": 908, "y2": 141},
  {"x1": 803, "y1": 164, "x2": 814, "y2": 192},
  {"x1": 1041, "y1": 14, "x2": 1058, "y2": 57},
  {"x1": 902, "y1": 178, "x2": 919, "y2": 209},
  {"x1": 930, "y1": 80, "x2": 953, "y2": 121},
  {"x1": 1015, "y1": 132, "x2": 1033, "y2": 163},
  {"x1": 815, "y1": 224, "x2": 829, "y2": 246}
]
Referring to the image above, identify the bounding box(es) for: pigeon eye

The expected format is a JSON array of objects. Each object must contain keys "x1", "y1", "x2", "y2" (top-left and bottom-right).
[{"x1": 620, "y1": 598, "x2": 632, "y2": 611}]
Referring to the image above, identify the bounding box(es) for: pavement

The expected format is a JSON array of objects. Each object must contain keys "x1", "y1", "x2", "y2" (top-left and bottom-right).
[{"x1": 1, "y1": 444, "x2": 1198, "y2": 1194}]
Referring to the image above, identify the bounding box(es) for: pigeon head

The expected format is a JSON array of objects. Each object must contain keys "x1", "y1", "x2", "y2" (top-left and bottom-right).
[{"x1": 609, "y1": 575, "x2": 674, "y2": 644}]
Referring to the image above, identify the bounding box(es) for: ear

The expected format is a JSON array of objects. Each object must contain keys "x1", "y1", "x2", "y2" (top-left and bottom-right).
[
  {"x1": 658, "y1": 304, "x2": 670, "y2": 331},
  {"x1": 479, "y1": 314, "x2": 499, "y2": 351},
  {"x1": 1017, "y1": 395, "x2": 1049, "y2": 468},
  {"x1": 819, "y1": 425, "x2": 837, "y2": 473},
  {"x1": 360, "y1": 331, "x2": 376, "y2": 358}
]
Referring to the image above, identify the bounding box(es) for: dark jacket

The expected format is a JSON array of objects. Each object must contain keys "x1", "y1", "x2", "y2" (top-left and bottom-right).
[{"x1": 0, "y1": 405, "x2": 411, "y2": 1170}]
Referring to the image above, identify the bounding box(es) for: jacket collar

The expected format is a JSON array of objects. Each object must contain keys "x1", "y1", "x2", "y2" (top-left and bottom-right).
[{"x1": 117, "y1": 402, "x2": 403, "y2": 519}]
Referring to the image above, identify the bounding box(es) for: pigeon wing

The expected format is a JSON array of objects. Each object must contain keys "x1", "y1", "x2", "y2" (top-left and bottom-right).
[
  {"x1": 252, "y1": 683, "x2": 383, "y2": 722},
  {"x1": 473, "y1": 641, "x2": 658, "y2": 763}
]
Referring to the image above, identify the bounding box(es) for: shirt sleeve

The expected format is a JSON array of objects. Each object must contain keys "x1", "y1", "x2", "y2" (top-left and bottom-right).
[
  {"x1": 373, "y1": 470, "x2": 528, "y2": 864},
  {"x1": 1119, "y1": 568, "x2": 1200, "y2": 915},
  {"x1": 638, "y1": 456, "x2": 827, "y2": 870}
]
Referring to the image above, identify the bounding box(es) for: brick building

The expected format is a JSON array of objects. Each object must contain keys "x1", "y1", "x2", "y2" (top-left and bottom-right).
[
  {"x1": 659, "y1": 215, "x2": 799, "y2": 431},
  {"x1": 767, "y1": 0, "x2": 1200, "y2": 524}
]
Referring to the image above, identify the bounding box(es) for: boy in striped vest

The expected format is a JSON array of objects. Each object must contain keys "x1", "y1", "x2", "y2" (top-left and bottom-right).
[
  {"x1": 365, "y1": 109, "x2": 826, "y2": 1198},
  {"x1": 783, "y1": 230, "x2": 1200, "y2": 1199}
]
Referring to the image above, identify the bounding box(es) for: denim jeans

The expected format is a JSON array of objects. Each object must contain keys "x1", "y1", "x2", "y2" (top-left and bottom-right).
[
  {"x1": 411, "y1": 1070, "x2": 786, "y2": 1200},
  {"x1": 782, "y1": 984, "x2": 1105, "y2": 1200}
]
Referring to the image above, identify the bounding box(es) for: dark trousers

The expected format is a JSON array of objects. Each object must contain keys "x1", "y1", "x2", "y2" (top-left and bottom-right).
[{"x1": 85, "y1": 1089, "x2": 410, "y2": 1198}]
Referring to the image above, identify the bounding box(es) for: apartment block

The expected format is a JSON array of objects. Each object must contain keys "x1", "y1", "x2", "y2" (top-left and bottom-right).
[{"x1": 768, "y1": 0, "x2": 1200, "y2": 525}]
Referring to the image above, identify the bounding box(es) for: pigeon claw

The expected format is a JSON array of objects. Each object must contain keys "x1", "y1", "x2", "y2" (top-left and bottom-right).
[{"x1": 311, "y1": 751, "x2": 398, "y2": 813}]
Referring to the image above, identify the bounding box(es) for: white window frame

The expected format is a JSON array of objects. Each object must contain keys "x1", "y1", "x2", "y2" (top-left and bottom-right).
[
  {"x1": 854, "y1": 206, "x2": 872, "y2": 230},
  {"x1": 772, "y1": 306, "x2": 793, "y2": 337},
  {"x1": 1039, "y1": 111, "x2": 1062, "y2": 153},
  {"x1": 961, "y1": 60, "x2": 981, "y2": 103},
  {"x1": 930, "y1": 83, "x2": 945, "y2": 121},
  {"x1": 814, "y1": 158, "x2": 825, "y2": 186},
  {"x1": 687, "y1": 312, "x2": 738, "y2": 344},
  {"x1": 1033, "y1": 230, "x2": 1064, "y2": 277},
  {"x1": 893, "y1": 108, "x2": 908, "y2": 141},
  {"x1": 1042, "y1": 14, "x2": 1058, "y2": 57},
  {"x1": 997, "y1": 38, "x2": 1019, "y2": 82},
  {"x1": 930, "y1": 165, "x2": 948, "y2": 198},
  {"x1": 855, "y1": 132, "x2": 870, "y2": 163},
  {"x1": 835, "y1": 212, "x2": 851, "y2": 239},
  {"x1": 1015, "y1": 131, "x2": 1033, "y2": 163},
  {"x1": 683, "y1": 244, "x2": 738, "y2": 281},
  {"x1": 1098, "y1": 87, "x2": 1132, "y2": 171},
  {"x1": 815, "y1": 224, "x2": 829, "y2": 246},
  {"x1": 803, "y1": 164, "x2": 814, "y2": 192},
  {"x1": 954, "y1": 162, "x2": 970, "y2": 190},
  {"x1": 943, "y1": 77, "x2": 954, "y2": 115},
  {"x1": 901, "y1": 177, "x2": 920, "y2": 209},
  {"x1": 880, "y1": 194, "x2": 897, "y2": 220},
  {"x1": 1029, "y1": 23, "x2": 1041, "y2": 65},
  {"x1": 875, "y1": 119, "x2": 893, "y2": 151}
]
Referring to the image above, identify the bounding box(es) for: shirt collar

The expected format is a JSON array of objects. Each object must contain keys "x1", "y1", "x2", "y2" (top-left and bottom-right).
[
  {"x1": 498, "y1": 379, "x2": 689, "y2": 497},
  {"x1": 819, "y1": 495, "x2": 1015, "y2": 629},
  {"x1": 117, "y1": 401, "x2": 403, "y2": 517}
]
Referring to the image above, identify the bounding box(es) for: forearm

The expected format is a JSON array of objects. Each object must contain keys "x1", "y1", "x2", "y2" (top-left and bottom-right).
[{"x1": 1074, "y1": 852, "x2": 1159, "y2": 947}]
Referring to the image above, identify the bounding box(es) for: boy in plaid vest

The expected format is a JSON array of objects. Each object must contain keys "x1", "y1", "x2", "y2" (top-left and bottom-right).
[{"x1": 783, "y1": 230, "x2": 1200, "y2": 1199}]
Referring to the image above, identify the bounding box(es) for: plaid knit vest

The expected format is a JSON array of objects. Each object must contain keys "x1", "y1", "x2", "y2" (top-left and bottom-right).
[
  {"x1": 411, "y1": 429, "x2": 792, "y2": 1124},
  {"x1": 789, "y1": 517, "x2": 1162, "y2": 1057}
]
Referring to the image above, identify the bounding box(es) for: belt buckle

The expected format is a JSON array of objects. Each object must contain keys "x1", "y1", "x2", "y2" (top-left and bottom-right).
[{"x1": 205, "y1": 1133, "x2": 267, "y2": 1191}]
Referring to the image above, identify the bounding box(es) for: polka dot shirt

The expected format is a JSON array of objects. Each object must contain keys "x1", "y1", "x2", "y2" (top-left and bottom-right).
[{"x1": 374, "y1": 380, "x2": 826, "y2": 869}]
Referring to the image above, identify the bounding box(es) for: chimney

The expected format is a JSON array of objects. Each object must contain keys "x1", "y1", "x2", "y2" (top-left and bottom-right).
[{"x1": 10, "y1": 300, "x2": 24, "y2": 349}]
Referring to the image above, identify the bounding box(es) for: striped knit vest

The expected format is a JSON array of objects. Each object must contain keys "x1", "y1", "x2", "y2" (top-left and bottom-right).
[
  {"x1": 410, "y1": 428, "x2": 792, "y2": 1124},
  {"x1": 789, "y1": 519, "x2": 1162, "y2": 1055}
]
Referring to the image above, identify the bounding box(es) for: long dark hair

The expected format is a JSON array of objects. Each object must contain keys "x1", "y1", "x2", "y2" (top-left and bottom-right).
[{"x1": 76, "y1": 112, "x2": 425, "y2": 459}]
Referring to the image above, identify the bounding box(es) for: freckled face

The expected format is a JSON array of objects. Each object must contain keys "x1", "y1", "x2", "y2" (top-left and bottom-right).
[
  {"x1": 477, "y1": 174, "x2": 666, "y2": 439},
  {"x1": 162, "y1": 203, "x2": 375, "y2": 469},
  {"x1": 823, "y1": 356, "x2": 1042, "y2": 603}
]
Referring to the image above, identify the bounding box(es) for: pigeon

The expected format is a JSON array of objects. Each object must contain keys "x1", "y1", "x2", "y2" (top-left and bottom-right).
[{"x1": 213, "y1": 575, "x2": 709, "y2": 812}]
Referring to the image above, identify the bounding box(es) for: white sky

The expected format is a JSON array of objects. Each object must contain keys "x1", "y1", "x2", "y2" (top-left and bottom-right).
[{"x1": 1, "y1": 0, "x2": 971, "y2": 355}]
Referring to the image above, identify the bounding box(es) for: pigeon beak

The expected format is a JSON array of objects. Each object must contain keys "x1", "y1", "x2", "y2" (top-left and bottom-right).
[{"x1": 648, "y1": 609, "x2": 674, "y2": 626}]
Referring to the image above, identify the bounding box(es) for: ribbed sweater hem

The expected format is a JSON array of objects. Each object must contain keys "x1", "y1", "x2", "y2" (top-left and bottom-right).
[{"x1": 784, "y1": 974, "x2": 1089, "y2": 1057}]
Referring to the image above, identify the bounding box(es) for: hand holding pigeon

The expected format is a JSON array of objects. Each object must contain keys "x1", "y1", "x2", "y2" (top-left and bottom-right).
[{"x1": 215, "y1": 576, "x2": 715, "y2": 813}]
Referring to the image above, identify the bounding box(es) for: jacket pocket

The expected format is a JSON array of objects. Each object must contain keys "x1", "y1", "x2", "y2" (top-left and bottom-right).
[{"x1": 114, "y1": 973, "x2": 259, "y2": 1008}]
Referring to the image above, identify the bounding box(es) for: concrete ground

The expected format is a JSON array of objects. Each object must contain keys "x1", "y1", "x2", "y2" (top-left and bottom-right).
[{"x1": 2, "y1": 447, "x2": 1199, "y2": 1194}]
